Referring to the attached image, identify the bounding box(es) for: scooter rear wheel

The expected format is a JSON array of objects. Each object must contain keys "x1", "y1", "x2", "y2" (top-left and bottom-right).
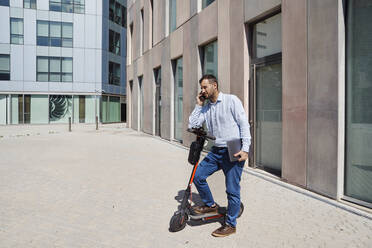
[{"x1": 169, "y1": 212, "x2": 188, "y2": 232}]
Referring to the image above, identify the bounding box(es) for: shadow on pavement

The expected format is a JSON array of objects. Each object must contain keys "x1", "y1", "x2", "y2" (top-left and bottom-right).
[{"x1": 172, "y1": 190, "x2": 225, "y2": 228}]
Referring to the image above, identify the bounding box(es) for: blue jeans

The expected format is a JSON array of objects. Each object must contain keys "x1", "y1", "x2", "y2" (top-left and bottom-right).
[{"x1": 193, "y1": 147, "x2": 244, "y2": 227}]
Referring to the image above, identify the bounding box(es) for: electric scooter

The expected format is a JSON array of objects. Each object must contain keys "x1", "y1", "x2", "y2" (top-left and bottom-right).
[{"x1": 169, "y1": 127, "x2": 244, "y2": 232}]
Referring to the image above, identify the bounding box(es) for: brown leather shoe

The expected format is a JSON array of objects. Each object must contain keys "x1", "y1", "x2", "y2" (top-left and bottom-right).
[
  {"x1": 211, "y1": 224, "x2": 236, "y2": 237},
  {"x1": 192, "y1": 204, "x2": 218, "y2": 215}
]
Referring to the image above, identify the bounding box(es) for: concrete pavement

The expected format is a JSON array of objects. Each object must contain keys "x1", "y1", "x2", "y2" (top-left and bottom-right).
[{"x1": 0, "y1": 124, "x2": 372, "y2": 248}]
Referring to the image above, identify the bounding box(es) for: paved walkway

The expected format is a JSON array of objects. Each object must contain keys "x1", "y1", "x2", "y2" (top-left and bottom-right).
[{"x1": 0, "y1": 124, "x2": 372, "y2": 248}]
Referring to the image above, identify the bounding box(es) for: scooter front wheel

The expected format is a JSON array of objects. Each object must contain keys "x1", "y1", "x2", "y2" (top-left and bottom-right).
[
  {"x1": 169, "y1": 212, "x2": 188, "y2": 232},
  {"x1": 238, "y1": 202, "x2": 244, "y2": 218}
]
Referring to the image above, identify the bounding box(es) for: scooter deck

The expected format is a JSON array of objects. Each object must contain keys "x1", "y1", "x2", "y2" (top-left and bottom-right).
[{"x1": 189, "y1": 206, "x2": 227, "y2": 220}]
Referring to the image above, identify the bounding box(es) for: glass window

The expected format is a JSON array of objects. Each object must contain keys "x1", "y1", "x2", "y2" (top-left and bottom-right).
[
  {"x1": 173, "y1": 57, "x2": 183, "y2": 142},
  {"x1": 50, "y1": 0, "x2": 62, "y2": 12},
  {"x1": 202, "y1": 0, "x2": 215, "y2": 9},
  {"x1": 10, "y1": 95, "x2": 20, "y2": 124},
  {"x1": 0, "y1": 95, "x2": 7, "y2": 125},
  {"x1": 73, "y1": 0, "x2": 84, "y2": 13},
  {"x1": 37, "y1": 57, "x2": 48, "y2": 81},
  {"x1": 37, "y1": 57, "x2": 72, "y2": 82},
  {"x1": 49, "y1": 57, "x2": 61, "y2": 82},
  {"x1": 49, "y1": 95, "x2": 72, "y2": 123},
  {"x1": 85, "y1": 95, "x2": 95, "y2": 123},
  {"x1": 62, "y1": 23, "x2": 73, "y2": 47},
  {"x1": 115, "y1": 2, "x2": 122, "y2": 24},
  {"x1": 0, "y1": 0, "x2": 9, "y2": 6},
  {"x1": 24, "y1": 0, "x2": 36, "y2": 9},
  {"x1": 169, "y1": 0, "x2": 177, "y2": 33},
  {"x1": 49, "y1": 0, "x2": 84, "y2": 14},
  {"x1": 62, "y1": 0, "x2": 73, "y2": 13},
  {"x1": 10, "y1": 18, "x2": 24, "y2": 45},
  {"x1": 109, "y1": 61, "x2": 120, "y2": 86},
  {"x1": 109, "y1": 0, "x2": 115, "y2": 21},
  {"x1": 50, "y1": 21, "x2": 62, "y2": 47},
  {"x1": 345, "y1": 0, "x2": 372, "y2": 205},
  {"x1": 0, "y1": 54, "x2": 10, "y2": 81},
  {"x1": 62, "y1": 57, "x2": 72, "y2": 82},
  {"x1": 109, "y1": 30, "x2": 120, "y2": 55},
  {"x1": 37, "y1": 20, "x2": 49, "y2": 46},
  {"x1": 122, "y1": 6, "x2": 127, "y2": 28},
  {"x1": 101, "y1": 95, "x2": 108, "y2": 123},
  {"x1": 30, "y1": 95, "x2": 49, "y2": 124},
  {"x1": 251, "y1": 12, "x2": 282, "y2": 175},
  {"x1": 108, "y1": 96, "x2": 120, "y2": 123},
  {"x1": 202, "y1": 41, "x2": 218, "y2": 77},
  {"x1": 109, "y1": 0, "x2": 126, "y2": 27},
  {"x1": 37, "y1": 21, "x2": 72, "y2": 47},
  {"x1": 154, "y1": 67, "x2": 161, "y2": 136},
  {"x1": 101, "y1": 96, "x2": 121, "y2": 123},
  {"x1": 139, "y1": 76, "x2": 144, "y2": 130},
  {"x1": 23, "y1": 95, "x2": 31, "y2": 124},
  {"x1": 253, "y1": 13, "x2": 282, "y2": 59}
]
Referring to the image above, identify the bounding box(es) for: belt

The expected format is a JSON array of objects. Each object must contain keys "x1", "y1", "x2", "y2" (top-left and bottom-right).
[{"x1": 212, "y1": 146, "x2": 227, "y2": 151}]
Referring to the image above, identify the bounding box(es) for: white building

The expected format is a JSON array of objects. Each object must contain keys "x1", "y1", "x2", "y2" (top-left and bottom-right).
[{"x1": 0, "y1": 0, "x2": 127, "y2": 125}]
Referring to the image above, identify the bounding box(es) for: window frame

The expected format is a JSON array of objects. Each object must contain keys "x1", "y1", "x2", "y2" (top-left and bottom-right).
[
  {"x1": 248, "y1": 8, "x2": 282, "y2": 65},
  {"x1": 37, "y1": 20, "x2": 73, "y2": 48},
  {"x1": 10, "y1": 18, "x2": 24, "y2": 45},
  {"x1": 49, "y1": 0, "x2": 85, "y2": 14},
  {"x1": 109, "y1": 29, "x2": 121, "y2": 55},
  {"x1": 36, "y1": 56, "x2": 73, "y2": 82},
  {"x1": 24, "y1": 0, "x2": 36, "y2": 9},
  {"x1": 108, "y1": 61, "x2": 121, "y2": 86},
  {"x1": 109, "y1": 0, "x2": 127, "y2": 28}
]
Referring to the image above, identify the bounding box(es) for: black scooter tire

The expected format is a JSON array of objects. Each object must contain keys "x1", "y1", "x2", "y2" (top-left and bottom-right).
[
  {"x1": 169, "y1": 212, "x2": 188, "y2": 232},
  {"x1": 238, "y1": 202, "x2": 244, "y2": 218}
]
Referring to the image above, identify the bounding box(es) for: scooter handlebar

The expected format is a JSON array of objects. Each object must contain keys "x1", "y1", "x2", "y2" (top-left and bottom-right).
[{"x1": 187, "y1": 128, "x2": 216, "y2": 140}]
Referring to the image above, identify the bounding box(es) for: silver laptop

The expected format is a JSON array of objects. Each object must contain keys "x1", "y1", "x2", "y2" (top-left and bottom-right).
[{"x1": 226, "y1": 138, "x2": 242, "y2": 162}]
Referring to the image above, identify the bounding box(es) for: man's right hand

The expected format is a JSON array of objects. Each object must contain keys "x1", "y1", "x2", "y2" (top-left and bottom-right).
[{"x1": 196, "y1": 92, "x2": 205, "y2": 106}]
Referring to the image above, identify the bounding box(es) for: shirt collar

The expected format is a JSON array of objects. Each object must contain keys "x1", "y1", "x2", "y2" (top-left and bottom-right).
[{"x1": 209, "y1": 92, "x2": 223, "y2": 105}]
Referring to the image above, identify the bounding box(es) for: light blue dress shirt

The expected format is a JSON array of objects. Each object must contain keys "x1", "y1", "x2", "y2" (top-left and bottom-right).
[{"x1": 188, "y1": 92, "x2": 251, "y2": 152}]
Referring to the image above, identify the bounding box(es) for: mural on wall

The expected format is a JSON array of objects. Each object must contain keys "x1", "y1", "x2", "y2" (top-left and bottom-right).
[{"x1": 49, "y1": 95, "x2": 72, "y2": 121}]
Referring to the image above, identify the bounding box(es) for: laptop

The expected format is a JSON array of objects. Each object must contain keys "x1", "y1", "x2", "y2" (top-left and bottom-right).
[{"x1": 226, "y1": 138, "x2": 242, "y2": 162}]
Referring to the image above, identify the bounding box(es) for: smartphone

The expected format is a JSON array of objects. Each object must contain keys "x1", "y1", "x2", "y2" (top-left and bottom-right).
[{"x1": 199, "y1": 92, "x2": 206, "y2": 101}]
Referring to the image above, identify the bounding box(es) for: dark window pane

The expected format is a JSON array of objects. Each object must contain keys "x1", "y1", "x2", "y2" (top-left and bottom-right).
[
  {"x1": 122, "y1": 6, "x2": 127, "y2": 27},
  {"x1": 50, "y1": 1, "x2": 61, "y2": 11},
  {"x1": 0, "y1": 73, "x2": 10, "y2": 80},
  {"x1": 50, "y1": 37, "x2": 62, "y2": 47},
  {"x1": 37, "y1": 37, "x2": 49, "y2": 46},
  {"x1": 0, "y1": 0, "x2": 9, "y2": 6},
  {"x1": 0, "y1": 54, "x2": 10, "y2": 81},
  {"x1": 109, "y1": 0, "x2": 115, "y2": 21}
]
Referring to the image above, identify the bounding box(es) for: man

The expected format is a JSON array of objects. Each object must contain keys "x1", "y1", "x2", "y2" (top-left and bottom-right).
[{"x1": 188, "y1": 74, "x2": 251, "y2": 237}]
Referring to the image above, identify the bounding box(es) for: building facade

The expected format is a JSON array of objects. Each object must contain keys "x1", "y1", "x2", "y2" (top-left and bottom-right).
[
  {"x1": 0, "y1": 0, "x2": 127, "y2": 125},
  {"x1": 127, "y1": 0, "x2": 372, "y2": 209}
]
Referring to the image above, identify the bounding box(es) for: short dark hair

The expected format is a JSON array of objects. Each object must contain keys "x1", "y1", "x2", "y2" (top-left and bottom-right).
[{"x1": 199, "y1": 74, "x2": 218, "y2": 88}]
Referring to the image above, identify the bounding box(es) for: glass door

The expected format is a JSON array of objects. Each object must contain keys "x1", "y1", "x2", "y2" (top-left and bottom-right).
[
  {"x1": 344, "y1": 0, "x2": 372, "y2": 207},
  {"x1": 249, "y1": 11, "x2": 282, "y2": 176},
  {"x1": 252, "y1": 61, "x2": 282, "y2": 175}
]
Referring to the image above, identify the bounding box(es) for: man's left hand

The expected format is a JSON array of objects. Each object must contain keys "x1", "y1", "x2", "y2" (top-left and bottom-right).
[{"x1": 234, "y1": 151, "x2": 249, "y2": 162}]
